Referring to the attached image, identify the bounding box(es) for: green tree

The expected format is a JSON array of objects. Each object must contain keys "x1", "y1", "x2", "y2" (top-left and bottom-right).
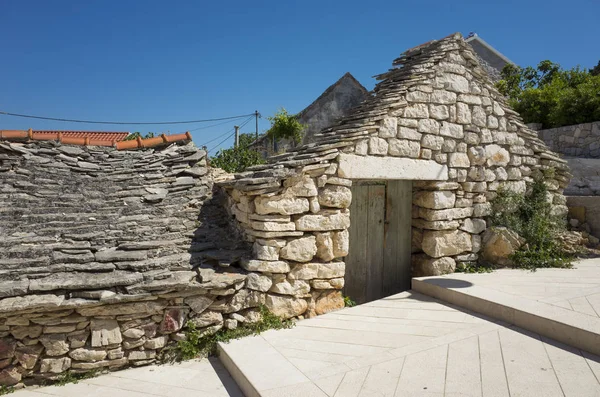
[
  {"x1": 590, "y1": 60, "x2": 600, "y2": 76},
  {"x1": 496, "y1": 60, "x2": 600, "y2": 128},
  {"x1": 210, "y1": 133, "x2": 265, "y2": 173},
  {"x1": 266, "y1": 108, "x2": 305, "y2": 145},
  {"x1": 124, "y1": 132, "x2": 155, "y2": 141}
]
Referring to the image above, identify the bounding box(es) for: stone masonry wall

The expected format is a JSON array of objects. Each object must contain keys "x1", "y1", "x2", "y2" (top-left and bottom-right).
[
  {"x1": 0, "y1": 140, "x2": 265, "y2": 387},
  {"x1": 536, "y1": 121, "x2": 600, "y2": 158},
  {"x1": 221, "y1": 33, "x2": 571, "y2": 285},
  {"x1": 218, "y1": 164, "x2": 349, "y2": 319}
]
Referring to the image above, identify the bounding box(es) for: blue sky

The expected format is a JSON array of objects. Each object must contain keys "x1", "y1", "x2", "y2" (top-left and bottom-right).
[{"x1": 1, "y1": 0, "x2": 598, "y2": 153}]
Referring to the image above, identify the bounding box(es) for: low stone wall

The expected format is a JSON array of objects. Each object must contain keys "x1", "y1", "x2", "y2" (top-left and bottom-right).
[
  {"x1": 0, "y1": 140, "x2": 265, "y2": 387},
  {"x1": 564, "y1": 158, "x2": 600, "y2": 196},
  {"x1": 0, "y1": 291, "x2": 259, "y2": 385},
  {"x1": 537, "y1": 121, "x2": 600, "y2": 158},
  {"x1": 567, "y1": 196, "x2": 600, "y2": 239}
]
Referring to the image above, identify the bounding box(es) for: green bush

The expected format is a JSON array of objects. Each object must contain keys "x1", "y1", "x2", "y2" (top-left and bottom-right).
[
  {"x1": 210, "y1": 133, "x2": 265, "y2": 173},
  {"x1": 162, "y1": 305, "x2": 294, "y2": 362},
  {"x1": 266, "y1": 108, "x2": 305, "y2": 145},
  {"x1": 496, "y1": 61, "x2": 600, "y2": 128},
  {"x1": 489, "y1": 177, "x2": 572, "y2": 270}
]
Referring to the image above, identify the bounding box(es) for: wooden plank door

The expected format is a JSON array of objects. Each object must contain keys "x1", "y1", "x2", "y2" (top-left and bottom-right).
[{"x1": 344, "y1": 180, "x2": 412, "y2": 304}]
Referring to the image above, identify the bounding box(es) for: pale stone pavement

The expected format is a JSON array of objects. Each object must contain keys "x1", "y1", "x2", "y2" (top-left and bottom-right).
[
  {"x1": 12, "y1": 357, "x2": 243, "y2": 397},
  {"x1": 13, "y1": 258, "x2": 600, "y2": 397},
  {"x1": 221, "y1": 290, "x2": 600, "y2": 396},
  {"x1": 424, "y1": 258, "x2": 600, "y2": 317}
]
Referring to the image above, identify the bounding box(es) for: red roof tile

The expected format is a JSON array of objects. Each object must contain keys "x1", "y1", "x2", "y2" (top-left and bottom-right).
[
  {"x1": 32, "y1": 131, "x2": 130, "y2": 142},
  {"x1": 0, "y1": 130, "x2": 192, "y2": 150}
]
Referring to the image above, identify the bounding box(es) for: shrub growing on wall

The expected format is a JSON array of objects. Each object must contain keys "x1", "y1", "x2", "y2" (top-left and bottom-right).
[
  {"x1": 496, "y1": 61, "x2": 600, "y2": 128},
  {"x1": 489, "y1": 176, "x2": 572, "y2": 269},
  {"x1": 210, "y1": 133, "x2": 265, "y2": 173},
  {"x1": 266, "y1": 108, "x2": 305, "y2": 145}
]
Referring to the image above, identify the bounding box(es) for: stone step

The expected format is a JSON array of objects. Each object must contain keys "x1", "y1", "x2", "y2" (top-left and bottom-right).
[
  {"x1": 412, "y1": 276, "x2": 600, "y2": 356},
  {"x1": 218, "y1": 334, "x2": 315, "y2": 397}
]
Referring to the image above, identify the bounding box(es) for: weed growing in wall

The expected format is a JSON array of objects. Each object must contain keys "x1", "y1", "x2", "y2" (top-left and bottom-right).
[
  {"x1": 489, "y1": 176, "x2": 572, "y2": 270},
  {"x1": 162, "y1": 305, "x2": 294, "y2": 362}
]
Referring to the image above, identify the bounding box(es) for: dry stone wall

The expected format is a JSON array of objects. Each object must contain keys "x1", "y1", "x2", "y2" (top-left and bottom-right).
[
  {"x1": 220, "y1": 33, "x2": 570, "y2": 283},
  {"x1": 536, "y1": 121, "x2": 600, "y2": 158},
  {"x1": 0, "y1": 140, "x2": 264, "y2": 387}
]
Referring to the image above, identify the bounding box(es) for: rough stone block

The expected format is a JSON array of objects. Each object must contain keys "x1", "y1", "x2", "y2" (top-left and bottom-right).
[
  {"x1": 413, "y1": 191, "x2": 456, "y2": 209},
  {"x1": 421, "y1": 230, "x2": 472, "y2": 258},
  {"x1": 295, "y1": 210, "x2": 350, "y2": 231},
  {"x1": 280, "y1": 236, "x2": 317, "y2": 263},
  {"x1": 318, "y1": 185, "x2": 352, "y2": 209}
]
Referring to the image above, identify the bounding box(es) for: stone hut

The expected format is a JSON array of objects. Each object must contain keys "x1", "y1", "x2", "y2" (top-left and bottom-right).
[
  {"x1": 219, "y1": 32, "x2": 570, "y2": 305},
  {"x1": 0, "y1": 32, "x2": 571, "y2": 387}
]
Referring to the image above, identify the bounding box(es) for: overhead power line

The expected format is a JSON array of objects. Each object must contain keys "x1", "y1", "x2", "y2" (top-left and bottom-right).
[
  {"x1": 184, "y1": 115, "x2": 251, "y2": 133},
  {"x1": 0, "y1": 110, "x2": 256, "y2": 125},
  {"x1": 198, "y1": 116, "x2": 254, "y2": 148},
  {"x1": 206, "y1": 116, "x2": 255, "y2": 154}
]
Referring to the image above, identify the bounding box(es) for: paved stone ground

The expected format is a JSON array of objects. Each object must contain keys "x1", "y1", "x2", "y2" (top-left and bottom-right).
[
  {"x1": 12, "y1": 357, "x2": 243, "y2": 397},
  {"x1": 428, "y1": 258, "x2": 600, "y2": 317},
  {"x1": 221, "y1": 290, "x2": 600, "y2": 396}
]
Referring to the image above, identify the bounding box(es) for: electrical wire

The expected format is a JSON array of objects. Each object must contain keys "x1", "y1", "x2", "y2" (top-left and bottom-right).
[
  {"x1": 199, "y1": 115, "x2": 256, "y2": 149},
  {"x1": 207, "y1": 132, "x2": 235, "y2": 154},
  {"x1": 0, "y1": 110, "x2": 255, "y2": 125},
  {"x1": 184, "y1": 115, "x2": 251, "y2": 133}
]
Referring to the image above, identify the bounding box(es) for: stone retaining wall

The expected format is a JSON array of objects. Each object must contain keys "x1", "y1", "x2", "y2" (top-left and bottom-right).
[
  {"x1": 536, "y1": 121, "x2": 600, "y2": 158},
  {"x1": 0, "y1": 140, "x2": 267, "y2": 387}
]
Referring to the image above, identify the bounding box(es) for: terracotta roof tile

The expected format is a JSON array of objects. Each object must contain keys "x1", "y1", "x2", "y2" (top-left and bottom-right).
[
  {"x1": 0, "y1": 129, "x2": 191, "y2": 150},
  {"x1": 32, "y1": 131, "x2": 130, "y2": 142}
]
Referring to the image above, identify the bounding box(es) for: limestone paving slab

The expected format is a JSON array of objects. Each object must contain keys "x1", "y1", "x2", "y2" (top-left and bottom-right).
[
  {"x1": 218, "y1": 290, "x2": 600, "y2": 396},
  {"x1": 12, "y1": 358, "x2": 242, "y2": 397},
  {"x1": 412, "y1": 257, "x2": 600, "y2": 355}
]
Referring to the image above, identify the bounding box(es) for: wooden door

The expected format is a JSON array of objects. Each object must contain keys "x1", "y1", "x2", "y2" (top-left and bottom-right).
[{"x1": 344, "y1": 180, "x2": 412, "y2": 304}]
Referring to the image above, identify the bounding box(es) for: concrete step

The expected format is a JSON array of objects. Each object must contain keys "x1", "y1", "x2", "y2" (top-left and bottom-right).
[{"x1": 412, "y1": 275, "x2": 600, "y2": 356}]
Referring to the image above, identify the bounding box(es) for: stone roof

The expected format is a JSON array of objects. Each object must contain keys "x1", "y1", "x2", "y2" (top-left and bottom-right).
[
  {"x1": 221, "y1": 32, "x2": 569, "y2": 193},
  {"x1": 0, "y1": 140, "x2": 248, "y2": 312}
]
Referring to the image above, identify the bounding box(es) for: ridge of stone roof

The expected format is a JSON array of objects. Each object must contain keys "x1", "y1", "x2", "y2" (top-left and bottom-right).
[
  {"x1": 220, "y1": 32, "x2": 569, "y2": 193},
  {"x1": 296, "y1": 72, "x2": 370, "y2": 120}
]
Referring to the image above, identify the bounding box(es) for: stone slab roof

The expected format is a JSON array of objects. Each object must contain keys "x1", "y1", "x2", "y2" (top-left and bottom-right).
[
  {"x1": 0, "y1": 140, "x2": 248, "y2": 312},
  {"x1": 221, "y1": 33, "x2": 569, "y2": 194}
]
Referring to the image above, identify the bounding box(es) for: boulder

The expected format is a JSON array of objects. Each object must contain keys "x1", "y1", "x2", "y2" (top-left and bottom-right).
[
  {"x1": 315, "y1": 291, "x2": 345, "y2": 315},
  {"x1": 265, "y1": 295, "x2": 308, "y2": 319},
  {"x1": 481, "y1": 227, "x2": 525, "y2": 267},
  {"x1": 421, "y1": 230, "x2": 472, "y2": 258},
  {"x1": 412, "y1": 255, "x2": 456, "y2": 277}
]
